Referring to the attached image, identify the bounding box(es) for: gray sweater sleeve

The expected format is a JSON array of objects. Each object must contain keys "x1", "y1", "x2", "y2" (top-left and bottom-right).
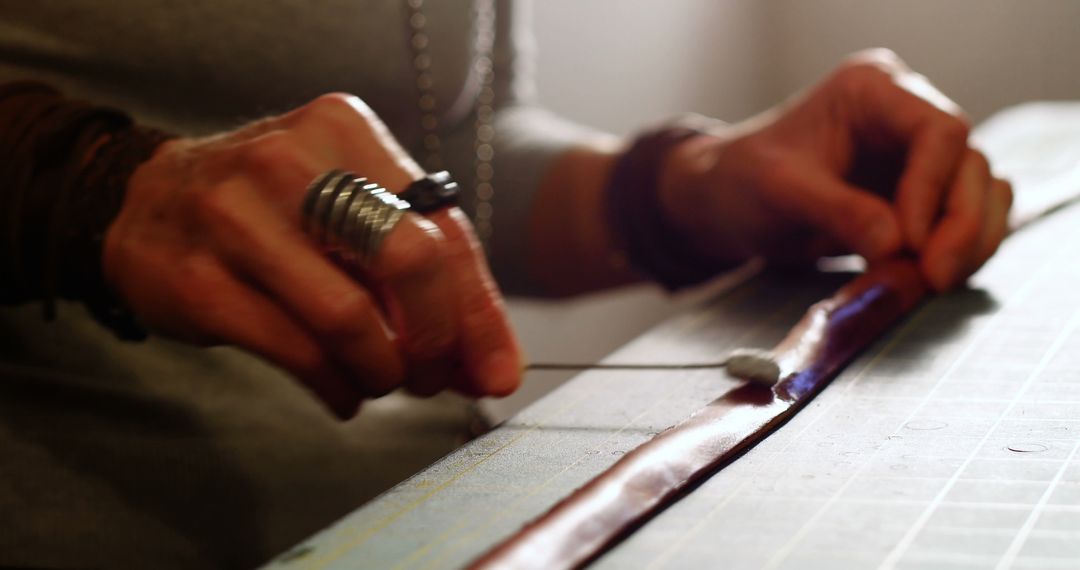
[{"x1": 438, "y1": 0, "x2": 608, "y2": 295}]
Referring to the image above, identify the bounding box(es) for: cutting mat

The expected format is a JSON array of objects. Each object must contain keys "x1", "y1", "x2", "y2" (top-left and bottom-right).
[{"x1": 264, "y1": 103, "x2": 1080, "y2": 570}]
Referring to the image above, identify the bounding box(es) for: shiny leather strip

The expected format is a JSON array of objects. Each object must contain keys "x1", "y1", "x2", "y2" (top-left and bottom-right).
[{"x1": 470, "y1": 260, "x2": 928, "y2": 570}]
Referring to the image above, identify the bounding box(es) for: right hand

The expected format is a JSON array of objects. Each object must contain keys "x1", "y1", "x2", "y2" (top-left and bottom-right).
[
  {"x1": 660, "y1": 50, "x2": 1011, "y2": 291},
  {"x1": 104, "y1": 94, "x2": 523, "y2": 419}
]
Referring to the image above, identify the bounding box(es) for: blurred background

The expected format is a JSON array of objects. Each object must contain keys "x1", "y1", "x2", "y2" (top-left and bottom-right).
[{"x1": 490, "y1": 0, "x2": 1080, "y2": 420}]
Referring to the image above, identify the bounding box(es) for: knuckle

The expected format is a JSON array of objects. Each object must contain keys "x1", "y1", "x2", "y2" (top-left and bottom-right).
[
  {"x1": 968, "y1": 149, "x2": 991, "y2": 174},
  {"x1": 952, "y1": 117, "x2": 973, "y2": 139},
  {"x1": 312, "y1": 92, "x2": 369, "y2": 113},
  {"x1": 298, "y1": 92, "x2": 374, "y2": 127},
  {"x1": 834, "y1": 49, "x2": 899, "y2": 86},
  {"x1": 843, "y1": 48, "x2": 905, "y2": 73},
  {"x1": 316, "y1": 289, "x2": 378, "y2": 338},
  {"x1": 192, "y1": 182, "x2": 240, "y2": 227},
  {"x1": 238, "y1": 131, "x2": 304, "y2": 169},
  {"x1": 828, "y1": 62, "x2": 868, "y2": 92},
  {"x1": 377, "y1": 220, "x2": 444, "y2": 279},
  {"x1": 940, "y1": 116, "x2": 972, "y2": 144}
]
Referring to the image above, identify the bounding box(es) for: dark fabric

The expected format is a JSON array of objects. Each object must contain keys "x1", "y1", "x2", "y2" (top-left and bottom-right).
[{"x1": 0, "y1": 302, "x2": 480, "y2": 569}]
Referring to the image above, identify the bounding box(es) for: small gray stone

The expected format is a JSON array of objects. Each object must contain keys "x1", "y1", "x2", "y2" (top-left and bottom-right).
[{"x1": 723, "y1": 348, "x2": 781, "y2": 386}]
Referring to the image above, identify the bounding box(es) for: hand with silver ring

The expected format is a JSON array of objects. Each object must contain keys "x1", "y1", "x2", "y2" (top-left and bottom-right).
[{"x1": 103, "y1": 93, "x2": 523, "y2": 419}]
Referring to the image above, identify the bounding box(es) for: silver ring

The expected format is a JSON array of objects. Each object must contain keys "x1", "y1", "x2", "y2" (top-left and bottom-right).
[{"x1": 302, "y1": 170, "x2": 411, "y2": 268}]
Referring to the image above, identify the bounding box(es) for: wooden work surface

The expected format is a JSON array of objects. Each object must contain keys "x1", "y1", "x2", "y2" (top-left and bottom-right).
[{"x1": 264, "y1": 103, "x2": 1080, "y2": 570}]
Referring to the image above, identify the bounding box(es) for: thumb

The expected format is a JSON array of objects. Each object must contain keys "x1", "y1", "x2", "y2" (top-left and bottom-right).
[{"x1": 774, "y1": 164, "x2": 904, "y2": 260}]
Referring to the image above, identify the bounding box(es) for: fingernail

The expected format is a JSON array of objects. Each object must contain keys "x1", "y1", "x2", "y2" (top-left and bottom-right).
[{"x1": 481, "y1": 349, "x2": 522, "y2": 396}]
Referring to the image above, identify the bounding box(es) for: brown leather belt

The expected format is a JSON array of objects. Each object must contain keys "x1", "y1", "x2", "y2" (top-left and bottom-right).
[{"x1": 470, "y1": 260, "x2": 928, "y2": 569}]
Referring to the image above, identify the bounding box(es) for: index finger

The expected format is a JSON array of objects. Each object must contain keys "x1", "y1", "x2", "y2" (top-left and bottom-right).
[
  {"x1": 430, "y1": 207, "x2": 523, "y2": 397},
  {"x1": 855, "y1": 67, "x2": 970, "y2": 251}
]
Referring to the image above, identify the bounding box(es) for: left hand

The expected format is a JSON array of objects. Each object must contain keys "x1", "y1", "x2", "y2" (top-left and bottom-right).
[
  {"x1": 659, "y1": 48, "x2": 1012, "y2": 291},
  {"x1": 106, "y1": 94, "x2": 522, "y2": 418}
]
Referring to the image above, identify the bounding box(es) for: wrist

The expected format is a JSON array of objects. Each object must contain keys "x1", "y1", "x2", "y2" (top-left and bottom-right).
[
  {"x1": 603, "y1": 123, "x2": 739, "y2": 291},
  {"x1": 656, "y1": 131, "x2": 722, "y2": 244},
  {"x1": 71, "y1": 125, "x2": 175, "y2": 340},
  {"x1": 656, "y1": 129, "x2": 750, "y2": 268},
  {"x1": 0, "y1": 82, "x2": 174, "y2": 339}
]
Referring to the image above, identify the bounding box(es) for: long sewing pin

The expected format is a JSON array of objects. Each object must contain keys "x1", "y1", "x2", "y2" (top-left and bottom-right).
[{"x1": 525, "y1": 347, "x2": 783, "y2": 387}]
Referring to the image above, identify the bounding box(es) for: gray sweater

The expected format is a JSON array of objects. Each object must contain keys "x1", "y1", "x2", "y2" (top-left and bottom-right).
[{"x1": 0, "y1": 1, "x2": 593, "y2": 567}]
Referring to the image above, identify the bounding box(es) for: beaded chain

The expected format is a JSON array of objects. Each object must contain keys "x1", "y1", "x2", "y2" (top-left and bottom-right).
[{"x1": 404, "y1": 0, "x2": 497, "y2": 251}]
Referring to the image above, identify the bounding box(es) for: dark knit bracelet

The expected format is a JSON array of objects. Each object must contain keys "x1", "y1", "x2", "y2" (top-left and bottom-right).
[
  {"x1": 62, "y1": 126, "x2": 174, "y2": 340},
  {"x1": 604, "y1": 126, "x2": 725, "y2": 291},
  {"x1": 0, "y1": 81, "x2": 174, "y2": 340}
]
